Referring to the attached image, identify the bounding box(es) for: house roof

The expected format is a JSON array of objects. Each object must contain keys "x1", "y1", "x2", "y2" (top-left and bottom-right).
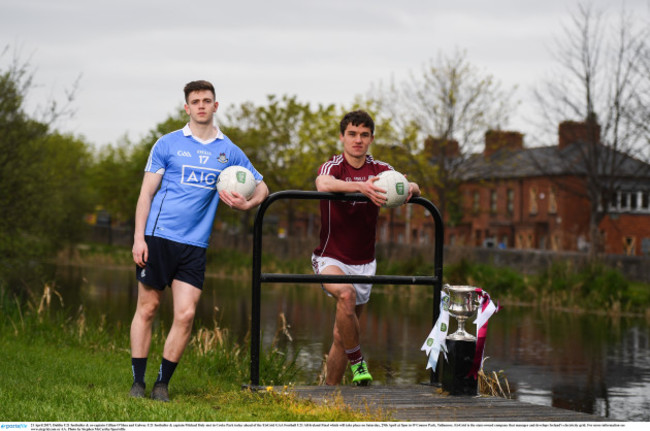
[{"x1": 456, "y1": 141, "x2": 650, "y2": 186}]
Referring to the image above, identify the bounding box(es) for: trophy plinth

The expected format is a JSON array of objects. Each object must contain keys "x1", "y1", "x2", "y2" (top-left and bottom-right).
[
  {"x1": 441, "y1": 338, "x2": 478, "y2": 395},
  {"x1": 444, "y1": 285, "x2": 480, "y2": 341}
]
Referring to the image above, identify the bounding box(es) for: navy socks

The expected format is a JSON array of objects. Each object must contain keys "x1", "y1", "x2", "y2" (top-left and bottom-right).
[
  {"x1": 131, "y1": 357, "x2": 148, "y2": 385},
  {"x1": 156, "y1": 357, "x2": 178, "y2": 384}
]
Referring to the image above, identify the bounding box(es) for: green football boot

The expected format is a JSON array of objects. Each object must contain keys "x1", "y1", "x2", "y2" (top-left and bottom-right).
[{"x1": 351, "y1": 361, "x2": 373, "y2": 386}]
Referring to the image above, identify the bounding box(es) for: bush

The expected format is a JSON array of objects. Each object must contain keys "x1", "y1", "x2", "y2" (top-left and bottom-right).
[
  {"x1": 444, "y1": 259, "x2": 526, "y2": 299},
  {"x1": 577, "y1": 263, "x2": 629, "y2": 309},
  {"x1": 532, "y1": 261, "x2": 632, "y2": 311}
]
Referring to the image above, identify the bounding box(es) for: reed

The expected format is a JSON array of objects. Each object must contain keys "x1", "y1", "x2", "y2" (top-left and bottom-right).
[{"x1": 478, "y1": 367, "x2": 512, "y2": 399}]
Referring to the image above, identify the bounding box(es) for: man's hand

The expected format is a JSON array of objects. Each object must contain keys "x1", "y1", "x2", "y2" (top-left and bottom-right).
[
  {"x1": 219, "y1": 190, "x2": 252, "y2": 210},
  {"x1": 132, "y1": 237, "x2": 148, "y2": 268},
  {"x1": 359, "y1": 176, "x2": 388, "y2": 207},
  {"x1": 406, "y1": 181, "x2": 421, "y2": 203}
]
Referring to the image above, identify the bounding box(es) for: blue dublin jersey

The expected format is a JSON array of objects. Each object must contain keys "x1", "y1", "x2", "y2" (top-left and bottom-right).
[{"x1": 144, "y1": 124, "x2": 262, "y2": 248}]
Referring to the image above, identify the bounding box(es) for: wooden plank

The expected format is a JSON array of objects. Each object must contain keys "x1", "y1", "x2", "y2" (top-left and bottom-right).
[{"x1": 277, "y1": 385, "x2": 611, "y2": 422}]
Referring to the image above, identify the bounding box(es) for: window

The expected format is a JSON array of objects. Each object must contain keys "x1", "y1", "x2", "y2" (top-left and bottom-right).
[
  {"x1": 549, "y1": 187, "x2": 557, "y2": 214},
  {"x1": 507, "y1": 189, "x2": 514, "y2": 214},
  {"x1": 529, "y1": 187, "x2": 538, "y2": 215},
  {"x1": 472, "y1": 191, "x2": 480, "y2": 213},
  {"x1": 623, "y1": 236, "x2": 636, "y2": 256},
  {"x1": 621, "y1": 192, "x2": 629, "y2": 210},
  {"x1": 610, "y1": 191, "x2": 650, "y2": 213},
  {"x1": 610, "y1": 191, "x2": 618, "y2": 211},
  {"x1": 490, "y1": 190, "x2": 497, "y2": 214}
]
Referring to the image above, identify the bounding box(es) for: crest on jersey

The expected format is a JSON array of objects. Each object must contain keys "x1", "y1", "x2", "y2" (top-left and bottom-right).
[{"x1": 217, "y1": 153, "x2": 228, "y2": 163}]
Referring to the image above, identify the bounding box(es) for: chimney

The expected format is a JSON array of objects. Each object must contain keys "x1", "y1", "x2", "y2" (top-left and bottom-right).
[
  {"x1": 558, "y1": 119, "x2": 601, "y2": 149},
  {"x1": 484, "y1": 130, "x2": 523, "y2": 157},
  {"x1": 424, "y1": 137, "x2": 460, "y2": 158}
]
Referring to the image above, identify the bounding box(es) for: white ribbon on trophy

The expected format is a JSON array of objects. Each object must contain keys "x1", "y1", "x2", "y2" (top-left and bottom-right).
[{"x1": 420, "y1": 290, "x2": 450, "y2": 371}]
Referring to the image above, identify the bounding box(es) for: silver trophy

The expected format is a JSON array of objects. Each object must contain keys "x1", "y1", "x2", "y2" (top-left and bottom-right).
[{"x1": 444, "y1": 285, "x2": 481, "y2": 341}]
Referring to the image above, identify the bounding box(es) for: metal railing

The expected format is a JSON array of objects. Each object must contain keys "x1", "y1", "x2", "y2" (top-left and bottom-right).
[{"x1": 248, "y1": 190, "x2": 444, "y2": 387}]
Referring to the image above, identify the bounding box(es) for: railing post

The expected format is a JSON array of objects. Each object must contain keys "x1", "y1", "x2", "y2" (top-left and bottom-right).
[{"x1": 249, "y1": 193, "x2": 278, "y2": 388}]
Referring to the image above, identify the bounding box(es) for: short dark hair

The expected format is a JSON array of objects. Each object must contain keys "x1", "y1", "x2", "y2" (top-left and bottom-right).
[
  {"x1": 183, "y1": 80, "x2": 215, "y2": 102},
  {"x1": 340, "y1": 110, "x2": 375, "y2": 136}
]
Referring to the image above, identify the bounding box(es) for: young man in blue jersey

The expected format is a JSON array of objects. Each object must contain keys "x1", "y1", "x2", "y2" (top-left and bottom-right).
[{"x1": 129, "y1": 80, "x2": 269, "y2": 402}]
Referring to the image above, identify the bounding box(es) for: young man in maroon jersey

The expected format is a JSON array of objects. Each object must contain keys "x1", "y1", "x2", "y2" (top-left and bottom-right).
[{"x1": 311, "y1": 110, "x2": 420, "y2": 385}]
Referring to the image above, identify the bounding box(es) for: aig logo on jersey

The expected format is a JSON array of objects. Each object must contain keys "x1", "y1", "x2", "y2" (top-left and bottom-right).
[{"x1": 181, "y1": 165, "x2": 219, "y2": 190}]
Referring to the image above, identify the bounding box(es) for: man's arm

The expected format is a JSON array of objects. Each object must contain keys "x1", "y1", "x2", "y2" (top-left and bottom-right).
[
  {"x1": 132, "y1": 172, "x2": 162, "y2": 268},
  {"x1": 315, "y1": 174, "x2": 387, "y2": 207}
]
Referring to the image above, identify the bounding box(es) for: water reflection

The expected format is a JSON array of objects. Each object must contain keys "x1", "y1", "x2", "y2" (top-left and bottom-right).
[{"x1": 48, "y1": 264, "x2": 650, "y2": 421}]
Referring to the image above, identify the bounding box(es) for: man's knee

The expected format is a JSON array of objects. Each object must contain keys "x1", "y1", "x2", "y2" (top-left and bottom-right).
[
  {"x1": 136, "y1": 298, "x2": 160, "y2": 321},
  {"x1": 174, "y1": 306, "x2": 197, "y2": 326},
  {"x1": 337, "y1": 285, "x2": 357, "y2": 302}
]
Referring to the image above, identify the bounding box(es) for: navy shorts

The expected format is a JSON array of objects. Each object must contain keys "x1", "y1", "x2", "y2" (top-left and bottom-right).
[{"x1": 135, "y1": 236, "x2": 206, "y2": 291}]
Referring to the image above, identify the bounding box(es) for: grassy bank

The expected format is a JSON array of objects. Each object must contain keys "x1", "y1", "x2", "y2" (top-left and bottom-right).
[{"x1": 0, "y1": 285, "x2": 386, "y2": 422}]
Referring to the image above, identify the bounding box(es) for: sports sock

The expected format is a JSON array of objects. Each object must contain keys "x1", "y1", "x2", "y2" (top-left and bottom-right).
[
  {"x1": 345, "y1": 345, "x2": 363, "y2": 366},
  {"x1": 131, "y1": 357, "x2": 147, "y2": 384},
  {"x1": 155, "y1": 357, "x2": 178, "y2": 384}
]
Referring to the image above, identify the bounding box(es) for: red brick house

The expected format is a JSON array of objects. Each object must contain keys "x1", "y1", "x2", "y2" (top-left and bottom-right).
[{"x1": 441, "y1": 121, "x2": 650, "y2": 255}]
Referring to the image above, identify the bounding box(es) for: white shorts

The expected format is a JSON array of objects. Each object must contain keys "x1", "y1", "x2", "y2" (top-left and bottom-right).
[{"x1": 311, "y1": 254, "x2": 377, "y2": 305}]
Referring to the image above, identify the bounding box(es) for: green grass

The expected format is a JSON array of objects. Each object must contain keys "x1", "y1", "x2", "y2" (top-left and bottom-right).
[{"x1": 0, "y1": 287, "x2": 386, "y2": 422}]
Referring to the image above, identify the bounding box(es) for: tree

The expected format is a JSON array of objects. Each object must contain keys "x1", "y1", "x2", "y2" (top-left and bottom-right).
[
  {"x1": 0, "y1": 52, "x2": 92, "y2": 289},
  {"x1": 532, "y1": 3, "x2": 650, "y2": 254},
  {"x1": 223, "y1": 95, "x2": 341, "y2": 236},
  {"x1": 371, "y1": 50, "x2": 516, "y2": 222}
]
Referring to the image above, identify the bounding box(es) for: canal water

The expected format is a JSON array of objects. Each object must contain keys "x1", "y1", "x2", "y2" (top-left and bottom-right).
[{"x1": 48, "y1": 264, "x2": 650, "y2": 421}]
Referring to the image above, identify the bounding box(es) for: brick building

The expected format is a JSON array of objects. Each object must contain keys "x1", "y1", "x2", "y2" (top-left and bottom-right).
[{"x1": 440, "y1": 121, "x2": 650, "y2": 255}]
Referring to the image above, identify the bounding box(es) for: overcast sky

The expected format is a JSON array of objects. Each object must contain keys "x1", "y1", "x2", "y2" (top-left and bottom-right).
[{"x1": 1, "y1": 0, "x2": 648, "y2": 148}]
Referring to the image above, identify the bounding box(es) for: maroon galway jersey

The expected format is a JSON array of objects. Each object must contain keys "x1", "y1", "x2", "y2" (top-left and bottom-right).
[{"x1": 313, "y1": 154, "x2": 393, "y2": 265}]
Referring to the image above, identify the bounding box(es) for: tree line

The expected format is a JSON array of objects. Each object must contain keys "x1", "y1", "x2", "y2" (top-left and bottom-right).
[{"x1": 1, "y1": 3, "x2": 649, "y2": 289}]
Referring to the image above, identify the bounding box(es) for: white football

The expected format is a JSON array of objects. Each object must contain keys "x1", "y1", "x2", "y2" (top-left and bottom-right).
[
  {"x1": 375, "y1": 170, "x2": 409, "y2": 208},
  {"x1": 216, "y1": 165, "x2": 256, "y2": 200}
]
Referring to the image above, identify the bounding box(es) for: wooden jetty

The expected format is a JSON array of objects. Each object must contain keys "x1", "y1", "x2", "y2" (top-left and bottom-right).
[{"x1": 279, "y1": 385, "x2": 612, "y2": 422}]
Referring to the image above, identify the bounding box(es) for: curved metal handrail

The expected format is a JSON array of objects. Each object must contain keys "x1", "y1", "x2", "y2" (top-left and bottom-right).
[{"x1": 248, "y1": 190, "x2": 444, "y2": 387}]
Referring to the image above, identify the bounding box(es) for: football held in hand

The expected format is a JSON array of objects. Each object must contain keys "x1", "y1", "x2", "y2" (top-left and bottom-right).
[
  {"x1": 216, "y1": 165, "x2": 256, "y2": 200},
  {"x1": 375, "y1": 170, "x2": 409, "y2": 208}
]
